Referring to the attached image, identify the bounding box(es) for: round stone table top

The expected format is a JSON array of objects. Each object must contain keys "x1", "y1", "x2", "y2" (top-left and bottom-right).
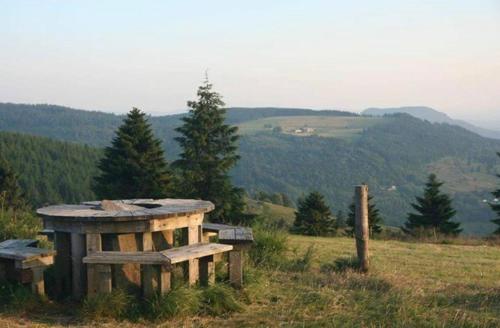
[{"x1": 37, "y1": 198, "x2": 215, "y2": 222}]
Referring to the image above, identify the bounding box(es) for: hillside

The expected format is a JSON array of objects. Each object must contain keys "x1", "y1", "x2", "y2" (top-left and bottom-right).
[
  {"x1": 0, "y1": 131, "x2": 101, "y2": 207},
  {"x1": 363, "y1": 106, "x2": 500, "y2": 139},
  {"x1": 1, "y1": 103, "x2": 500, "y2": 234}
]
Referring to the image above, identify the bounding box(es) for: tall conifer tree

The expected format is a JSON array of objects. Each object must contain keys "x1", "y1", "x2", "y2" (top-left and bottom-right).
[
  {"x1": 94, "y1": 108, "x2": 172, "y2": 199},
  {"x1": 491, "y1": 153, "x2": 500, "y2": 234},
  {"x1": 404, "y1": 174, "x2": 461, "y2": 235},
  {"x1": 174, "y1": 82, "x2": 244, "y2": 223},
  {"x1": 0, "y1": 156, "x2": 25, "y2": 210},
  {"x1": 346, "y1": 195, "x2": 383, "y2": 237},
  {"x1": 292, "y1": 191, "x2": 336, "y2": 236}
]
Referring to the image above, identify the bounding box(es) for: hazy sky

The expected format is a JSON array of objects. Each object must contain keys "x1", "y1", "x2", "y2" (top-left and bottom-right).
[{"x1": 1, "y1": 1, "x2": 499, "y2": 120}]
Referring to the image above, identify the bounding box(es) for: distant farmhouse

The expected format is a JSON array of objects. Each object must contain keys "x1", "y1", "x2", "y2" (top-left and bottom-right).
[{"x1": 292, "y1": 127, "x2": 315, "y2": 134}]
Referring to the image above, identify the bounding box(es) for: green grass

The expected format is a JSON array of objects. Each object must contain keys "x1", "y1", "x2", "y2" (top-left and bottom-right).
[
  {"x1": 1, "y1": 235, "x2": 500, "y2": 327},
  {"x1": 202, "y1": 235, "x2": 500, "y2": 327},
  {"x1": 237, "y1": 115, "x2": 385, "y2": 139}
]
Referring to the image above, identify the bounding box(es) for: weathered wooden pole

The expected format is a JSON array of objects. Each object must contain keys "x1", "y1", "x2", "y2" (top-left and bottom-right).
[{"x1": 355, "y1": 184, "x2": 369, "y2": 272}]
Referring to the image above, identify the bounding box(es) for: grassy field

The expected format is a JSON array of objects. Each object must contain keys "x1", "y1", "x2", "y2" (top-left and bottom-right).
[
  {"x1": 1, "y1": 235, "x2": 499, "y2": 327},
  {"x1": 201, "y1": 236, "x2": 500, "y2": 327},
  {"x1": 237, "y1": 116, "x2": 384, "y2": 139}
]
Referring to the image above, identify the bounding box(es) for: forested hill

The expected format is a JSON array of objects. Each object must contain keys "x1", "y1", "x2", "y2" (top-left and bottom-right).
[
  {"x1": 0, "y1": 103, "x2": 353, "y2": 147},
  {"x1": 0, "y1": 131, "x2": 101, "y2": 206},
  {"x1": 1, "y1": 103, "x2": 500, "y2": 234}
]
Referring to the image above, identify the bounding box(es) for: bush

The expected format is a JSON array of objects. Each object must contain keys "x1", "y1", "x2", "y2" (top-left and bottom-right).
[
  {"x1": 147, "y1": 287, "x2": 201, "y2": 319},
  {"x1": 249, "y1": 223, "x2": 288, "y2": 267},
  {"x1": 81, "y1": 289, "x2": 136, "y2": 321},
  {"x1": 0, "y1": 208, "x2": 41, "y2": 240},
  {"x1": 0, "y1": 281, "x2": 43, "y2": 313},
  {"x1": 148, "y1": 284, "x2": 242, "y2": 319}
]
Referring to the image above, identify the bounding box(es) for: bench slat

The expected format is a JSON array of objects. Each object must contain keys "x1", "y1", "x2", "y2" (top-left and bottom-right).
[
  {"x1": 0, "y1": 247, "x2": 55, "y2": 261},
  {"x1": 83, "y1": 251, "x2": 170, "y2": 265},
  {"x1": 82, "y1": 243, "x2": 233, "y2": 266},
  {"x1": 161, "y1": 243, "x2": 233, "y2": 264},
  {"x1": 202, "y1": 224, "x2": 254, "y2": 244},
  {"x1": 0, "y1": 239, "x2": 39, "y2": 249}
]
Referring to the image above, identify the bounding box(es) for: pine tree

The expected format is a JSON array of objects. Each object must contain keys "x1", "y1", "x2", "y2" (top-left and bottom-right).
[
  {"x1": 292, "y1": 191, "x2": 336, "y2": 236},
  {"x1": 0, "y1": 156, "x2": 26, "y2": 210},
  {"x1": 346, "y1": 196, "x2": 383, "y2": 237},
  {"x1": 173, "y1": 82, "x2": 244, "y2": 223},
  {"x1": 94, "y1": 108, "x2": 172, "y2": 199},
  {"x1": 336, "y1": 210, "x2": 347, "y2": 229},
  {"x1": 404, "y1": 174, "x2": 461, "y2": 236},
  {"x1": 491, "y1": 153, "x2": 500, "y2": 234}
]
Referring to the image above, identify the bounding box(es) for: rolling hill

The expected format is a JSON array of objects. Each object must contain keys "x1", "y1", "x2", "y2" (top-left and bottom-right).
[
  {"x1": 1, "y1": 103, "x2": 499, "y2": 235},
  {"x1": 363, "y1": 106, "x2": 500, "y2": 140}
]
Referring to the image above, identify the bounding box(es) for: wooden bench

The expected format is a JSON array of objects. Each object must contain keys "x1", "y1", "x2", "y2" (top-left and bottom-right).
[
  {"x1": 202, "y1": 223, "x2": 254, "y2": 288},
  {"x1": 0, "y1": 239, "x2": 56, "y2": 295},
  {"x1": 83, "y1": 242, "x2": 233, "y2": 296}
]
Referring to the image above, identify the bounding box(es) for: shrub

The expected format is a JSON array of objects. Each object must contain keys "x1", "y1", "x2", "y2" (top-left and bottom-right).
[
  {"x1": 81, "y1": 289, "x2": 135, "y2": 321},
  {"x1": 147, "y1": 286, "x2": 201, "y2": 320},
  {"x1": 249, "y1": 223, "x2": 288, "y2": 267},
  {"x1": 0, "y1": 208, "x2": 41, "y2": 240},
  {"x1": 0, "y1": 281, "x2": 43, "y2": 313}
]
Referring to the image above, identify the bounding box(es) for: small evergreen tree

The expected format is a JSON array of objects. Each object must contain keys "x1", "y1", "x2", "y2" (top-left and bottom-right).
[
  {"x1": 0, "y1": 156, "x2": 26, "y2": 210},
  {"x1": 336, "y1": 210, "x2": 347, "y2": 229},
  {"x1": 174, "y1": 82, "x2": 245, "y2": 224},
  {"x1": 491, "y1": 153, "x2": 500, "y2": 234},
  {"x1": 292, "y1": 191, "x2": 336, "y2": 236},
  {"x1": 346, "y1": 196, "x2": 383, "y2": 237},
  {"x1": 94, "y1": 108, "x2": 172, "y2": 199},
  {"x1": 404, "y1": 174, "x2": 461, "y2": 236}
]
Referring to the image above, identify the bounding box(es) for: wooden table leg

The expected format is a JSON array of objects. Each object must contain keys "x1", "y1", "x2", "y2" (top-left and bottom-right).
[
  {"x1": 199, "y1": 255, "x2": 215, "y2": 286},
  {"x1": 54, "y1": 232, "x2": 71, "y2": 298},
  {"x1": 159, "y1": 264, "x2": 171, "y2": 294},
  {"x1": 31, "y1": 267, "x2": 45, "y2": 295},
  {"x1": 86, "y1": 233, "x2": 102, "y2": 296},
  {"x1": 229, "y1": 250, "x2": 243, "y2": 288},
  {"x1": 97, "y1": 264, "x2": 112, "y2": 294},
  {"x1": 187, "y1": 225, "x2": 200, "y2": 285},
  {"x1": 141, "y1": 232, "x2": 158, "y2": 298},
  {"x1": 71, "y1": 233, "x2": 86, "y2": 300}
]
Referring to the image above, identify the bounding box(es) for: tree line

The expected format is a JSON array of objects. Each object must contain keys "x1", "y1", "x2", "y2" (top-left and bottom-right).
[{"x1": 291, "y1": 172, "x2": 498, "y2": 237}]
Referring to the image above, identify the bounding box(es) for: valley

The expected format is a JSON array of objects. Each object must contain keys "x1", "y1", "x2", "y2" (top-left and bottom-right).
[{"x1": 1, "y1": 103, "x2": 500, "y2": 235}]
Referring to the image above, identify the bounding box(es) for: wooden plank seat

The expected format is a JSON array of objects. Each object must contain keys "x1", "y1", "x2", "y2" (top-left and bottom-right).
[
  {"x1": 202, "y1": 224, "x2": 254, "y2": 288},
  {"x1": 0, "y1": 239, "x2": 56, "y2": 295},
  {"x1": 202, "y1": 223, "x2": 254, "y2": 244},
  {"x1": 83, "y1": 243, "x2": 233, "y2": 296}
]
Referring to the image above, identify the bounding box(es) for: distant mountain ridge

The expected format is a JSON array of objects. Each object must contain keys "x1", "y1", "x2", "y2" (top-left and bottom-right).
[{"x1": 363, "y1": 106, "x2": 500, "y2": 139}]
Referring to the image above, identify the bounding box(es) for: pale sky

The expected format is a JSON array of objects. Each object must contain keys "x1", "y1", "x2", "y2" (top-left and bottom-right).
[{"x1": 1, "y1": 0, "x2": 499, "y2": 120}]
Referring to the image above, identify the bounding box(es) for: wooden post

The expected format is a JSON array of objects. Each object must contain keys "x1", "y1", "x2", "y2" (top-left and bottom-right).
[
  {"x1": 97, "y1": 264, "x2": 112, "y2": 294},
  {"x1": 187, "y1": 225, "x2": 200, "y2": 285},
  {"x1": 70, "y1": 233, "x2": 86, "y2": 300},
  {"x1": 355, "y1": 185, "x2": 369, "y2": 272},
  {"x1": 159, "y1": 265, "x2": 171, "y2": 294},
  {"x1": 86, "y1": 233, "x2": 102, "y2": 296},
  {"x1": 31, "y1": 267, "x2": 45, "y2": 295},
  {"x1": 141, "y1": 232, "x2": 157, "y2": 297},
  {"x1": 228, "y1": 250, "x2": 243, "y2": 288},
  {"x1": 199, "y1": 255, "x2": 215, "y2": 286},
  {"x1": 54, "y1": 232, "x2": 72, "y2": 298}
]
